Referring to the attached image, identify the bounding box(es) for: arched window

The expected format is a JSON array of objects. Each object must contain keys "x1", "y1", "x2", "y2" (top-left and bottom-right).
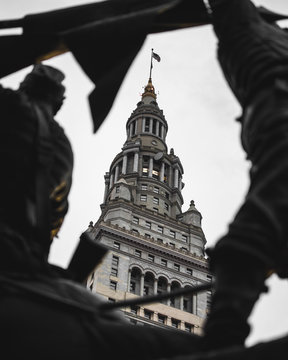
[
  {"x1": 183, "y1": 286, "x2": 194, "y2": 313},
  {"x1": 130, "y1": 267, "x2": 142, "y2": 295},
  {"x1": 144, "y1": 272, "x2": 155, "y2": 296},
  {"x1": 157, "y1": 276, "x2": 168, "y2": 304},
  {"x1": 170, "y1": 281, "x2": 181, "y2": 309}
]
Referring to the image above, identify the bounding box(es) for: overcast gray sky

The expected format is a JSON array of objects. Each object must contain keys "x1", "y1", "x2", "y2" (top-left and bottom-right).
[{"x1": 1, "y1": 0, "x2": 288, "y2": 347}]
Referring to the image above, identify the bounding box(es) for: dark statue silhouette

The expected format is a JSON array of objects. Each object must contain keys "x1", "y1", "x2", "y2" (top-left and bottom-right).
[{"x1": 1, "y1": 0, "x2": 288, "y2": 359}]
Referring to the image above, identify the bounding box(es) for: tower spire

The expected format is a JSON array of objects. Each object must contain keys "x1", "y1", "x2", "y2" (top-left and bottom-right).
[{"x1": 142, "y1": 49, "x2": 161, "y2": 100}]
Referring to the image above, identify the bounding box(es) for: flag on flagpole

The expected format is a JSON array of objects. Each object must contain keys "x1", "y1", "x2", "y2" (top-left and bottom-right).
[{"x1": 152, "y1": 51, "x2": 161, "y2": 62}]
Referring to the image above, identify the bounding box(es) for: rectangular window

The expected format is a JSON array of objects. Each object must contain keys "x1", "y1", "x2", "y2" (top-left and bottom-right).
[
  {"x1": 157, "y1": 225, "x2": 163, "y2": 233},
  {"x1": 181, "y1": 247, "x2": 188, "y2": 252},
  {"x1": 182, "y1": 234, "x2": 188, "y2": 242},
  {"x1": 186, "y1": 268, "x2": 193, "y2": 276},
  {"x1": 141, "y1": 184, "x2": 148, "y2": 191},
  {"x1": 185, "y1": 323, "x2": 193, "y2": 332},
  {"x1": 140, "y1": 194, "x2": 147, "y2": 202},
  {"x1": 145, "y1": 233, "x2": 151, "y2": 238},
  {"x1": 153, "y1": 207, "x2": 158, "y2": 213},
  {"x1": 169, "y1": 242, "x2": 175, "y2": 248},
  {"x1": 207, "y1": 291, "x2": 212, "y2": 311},
  {"x1": 165, "y1": 192, "x2": 169, "y2": 199},
  {"x1": 110, "y1": 280, "x2": 117, "y2": 290},
  {"x1": 164, "y1": 203, "x2": 169, "y2": 211},
  {"x1": 169, "y1": 230, "x2": 176, "y2": 238},
  {"x1": 144, "y1": 118, "x2": 150, "y2": 132},
  {"x1": 142, "y1": 167, "x2": 148, "y2": 176},
  {"x1": 135, "y1": 249, "x2": 142, "y2": 258},
  {"x1": 153, "y1": 197, "x2": 159, "y2": 205},
  {"x1": 158, "y1": 314, "x2": 165, "y2": 324},
  {"x1": 153, "y1": 186, "x2": 159, "y2": 194},
  {"x1": 130, "y1": 305, "x2": 138, "y2": 314},
  {"x1": 174, "y1": 263, "x2": 180, "y2": 271},
  {"x1": 145, "y1": 221, "x2": 151, "y2": 229},
  {"x1": 161, "y1": 259, "x2": 167, "y2": 266},
  {"x1": 132, "y1": 229, "x2": 139, "y2": 235},
  {"x1": 171, "y1": 319, "x2": 180, "y2": 328},
  {"x1": 111, "y1": 268, "x2": 118, "y2": 277},
  {"x1": 144, "y1": 310, "x2": 152, "y2": 319},
  {"x1": 132, "y1": 216, "x2": 139, "y2": 224},
  {"x1": 113, "y1": 241, "x2": 120, "y2": 249},
  {"x1": 112, "y1": 255, "x2": 119, "y2": 267},
  {"x1": 148, "y1": 254, "x2": 154, "y2": 262},
  {"x1": 152, "y1": 170, "x2": 159, "y2": 179},
  {"x1": 157, "y1": 238, "x2": 163, "y2": 243}
]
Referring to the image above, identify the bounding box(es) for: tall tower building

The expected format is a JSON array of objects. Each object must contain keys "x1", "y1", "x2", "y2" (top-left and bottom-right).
[{"x1": 87, "y1": 75, "x2": 212, "y2": 335}]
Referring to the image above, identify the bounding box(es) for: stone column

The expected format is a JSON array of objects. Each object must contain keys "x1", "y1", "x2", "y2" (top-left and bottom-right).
[
  {"x1": 166, "y1": 316, "x2": 172, "y2": 327},
  {"x1": 129, "y1": 123, "x2": 133, "y2": 137},
  {"x1": 167, "y1": 283, "x2": 171, "y2": 306},
  {"x1": 148, "y1": 157, "x2": 153, "y2": 177},
  {"x1": 174, "y1": 168, "x2": 179, "y2": 188},
  {"x1": 153, "y1": 312, "x2": 158, "y2": 322},
  {"x1": 178, "y1": 176, "x2": 182, "y2": 191},
  {"x1": 149, "y1": 118, "x2": 153, "y2": 133},
  {"x1": 160, "y1": 162, "x2": 165, "y2": 182},
  {"x1": 153, "y1": 278, "x2": 158, "y2": 295},
  {"x1": 133, "y1": 152, "x2": 139, "y2": 173},
  {"x1": 114, "y1": 165, "x2": 119, "y2": 183},
  {"x1": 140, "y1": 273, "x2": 145, "y2": 296},
  {"x1": 122, "y1": 154, "x2": 127, "y2": 175},
  {"x1": 156, "y1": 121, "x2": 160, "y2": 137},
  {"x1": 139, "y1": 307, "x2": 145, "y2": 317},
  {"x1": 161, "y1": 124, "x2": 165, "y2": 139},
  {"x1": 193, "y1": 294, "x2": 197, "y2": 315},
  {"x1": 180, "y1": 295, "x2": 184, "y2": 311},
  {"x1": 127, "y1": 269, "x2": 131, "y2": 292},
  {"x1": 142, "y1": 117, "x2": 145, "y2": 132},
  {"x1": 109, "y1": 172, "x2": 114, "y2": 189},
  {"x1": 103, "y1": 173, "x2": 110, "y2": 202}
]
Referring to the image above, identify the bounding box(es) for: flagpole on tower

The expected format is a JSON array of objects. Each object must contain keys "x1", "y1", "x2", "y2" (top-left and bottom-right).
[
  {"x1": 149, "y1": 48, "x2": 153, "y2": 80},
  {"x1": 149, "y1": 48, "x2": 161, "y2": 80}
]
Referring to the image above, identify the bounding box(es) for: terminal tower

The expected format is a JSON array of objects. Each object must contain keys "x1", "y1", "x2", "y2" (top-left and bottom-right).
[{"x1": 87, "y1": 74, "x2": 212, "y2": 334}]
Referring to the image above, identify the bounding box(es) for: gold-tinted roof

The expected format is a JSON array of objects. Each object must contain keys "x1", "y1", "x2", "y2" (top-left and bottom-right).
[{"x1": 142, "y1": 78, "x2": 156, "y2": 99}]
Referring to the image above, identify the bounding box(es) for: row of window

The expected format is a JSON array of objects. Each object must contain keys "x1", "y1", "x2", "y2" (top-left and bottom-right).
[
  {"x1": 113, "y1": 241, "x2": 192, "y2": 274},
  {"x1": 134, "y1": 249, "x2": 192, "y2": 274},
  {"x1": 111, "y1": 255, "x2": 119, "y2": 277},
  {"x1": 129, "y1": 117, "x2": 165, "y2": 139},
  {"x1": 132, "y1": 216, "x2": 188, "y2": 242},
  {"x1": 140, "y1": 193, "x2": 169, "y2": 209},
  {"x1": 129, "y1": 305, "x2": 194, "y2": 332},
  {"x1": 132, "y1": 232, "x2": 189, "y2": 252},
  {"x1": 141, "y1": 184, "x2": 169, "y2": 197}
]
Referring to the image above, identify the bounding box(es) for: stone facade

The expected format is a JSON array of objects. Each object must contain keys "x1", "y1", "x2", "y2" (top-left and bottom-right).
[{"x1": 87, "y1": 78, "x2": 212, "y2": 334}]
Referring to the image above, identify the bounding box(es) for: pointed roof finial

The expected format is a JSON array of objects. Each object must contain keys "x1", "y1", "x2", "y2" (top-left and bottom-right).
[{"x1": 142, "y1": 78, "x2": 156, "y2": 99}]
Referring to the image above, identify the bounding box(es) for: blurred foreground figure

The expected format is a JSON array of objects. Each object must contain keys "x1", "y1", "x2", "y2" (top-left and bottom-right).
[
  {"x1": 200, "y1": 0, "x2": 288, "y2": 354},
  {"x1": 0, "y1": 64, "x2": 202, "y2": 359}
]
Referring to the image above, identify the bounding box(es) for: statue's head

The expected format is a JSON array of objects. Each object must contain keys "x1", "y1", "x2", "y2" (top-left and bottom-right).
[{"x1": 19, "y1": 64, "x2": 66, "y2": 115}]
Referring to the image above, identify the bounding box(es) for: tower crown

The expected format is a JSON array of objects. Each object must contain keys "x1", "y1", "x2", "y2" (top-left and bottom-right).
[{"x1": 142, "y1": 78, "x2": 156, "y2": 100}]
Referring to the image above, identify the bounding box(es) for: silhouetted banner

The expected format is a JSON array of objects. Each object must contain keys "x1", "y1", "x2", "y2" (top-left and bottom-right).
[{"x1": 0, "y1": 0, "x2": 286, "y2": 132}]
